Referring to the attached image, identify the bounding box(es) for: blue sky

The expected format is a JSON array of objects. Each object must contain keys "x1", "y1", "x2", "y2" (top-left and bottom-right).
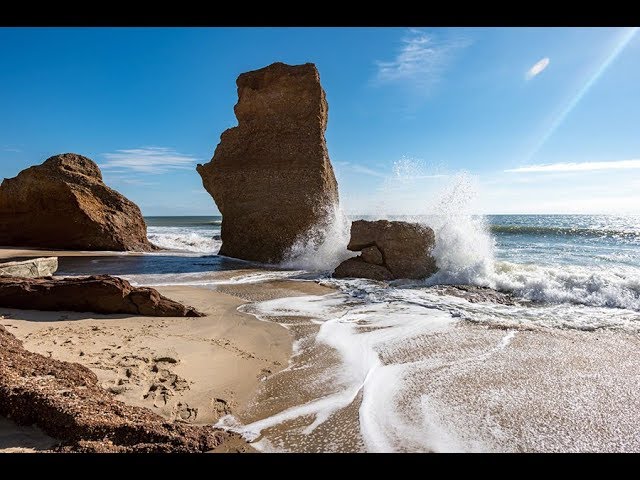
[{"x1": 1, "y1": 27, "x2": 639, "y2": 215}]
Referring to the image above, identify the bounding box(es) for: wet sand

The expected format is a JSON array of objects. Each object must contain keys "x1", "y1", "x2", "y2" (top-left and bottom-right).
[{"x1": 228, "y1": 314, "x2": 640, "y2": 452}]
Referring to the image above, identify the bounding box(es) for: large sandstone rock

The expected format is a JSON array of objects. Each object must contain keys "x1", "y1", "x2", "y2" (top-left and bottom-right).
[
  {"x1": 196, "y1": 62, "x2": 339, "y2": 263},
  {"x1": 0, "y1": 325, "x2": 242, "y2": 453},
  {"x1": 0, "y1": 275, "x2": 203, "y2": 317},
  {"x1": 0, "y1": 153, "x2": 155, "y2": 251},
  {"x1": 333, "y1": 220, "x2": 437, "y2": 280},
  {"x1": 0, "y1": 257, "x2": 58, "y2": 277}
]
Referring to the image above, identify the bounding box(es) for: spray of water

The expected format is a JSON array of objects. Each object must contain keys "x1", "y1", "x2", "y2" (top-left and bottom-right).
[
  {"x1": 378, "y1": 157, "x2": 497, "y2": 284},
  {"x1": 422, "y1": 172, "x2": 496, "y2": 285},
  {"x1": 282, "y1": 201, "x2": 353, "y2": 271}
]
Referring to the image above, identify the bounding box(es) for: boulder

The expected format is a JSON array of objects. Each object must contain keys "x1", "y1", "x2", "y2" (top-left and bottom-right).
[
  {"x1": 0, "y1": 256, "x2": 58, "y2": 277},
  {"x1": 333, "y1": 220, "x2": 437, "y2": 280},
  {"x1": 0, "y1": 153, "x2": 155, "y2": 251},
  {"x1": 0, "y1": 275, "x2": 203, "y2": 317},
  {"x1": 0, "y1": 325, "x2": 242, "y2": 453},
  {"x1": 196, "y1": 62, "x2": 339, "y2": 263}
]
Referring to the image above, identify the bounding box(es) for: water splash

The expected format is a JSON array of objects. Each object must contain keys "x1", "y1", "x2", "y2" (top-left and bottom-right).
[
  {"x1": 421, "y1": 173, "x2": 496, "y2": 285},
  {"x1": 282, "y1": 202, "x2": 353, "y2": 271},
  {"x1": 377, "y1": 158, "x2": 496, "y2": 284}
]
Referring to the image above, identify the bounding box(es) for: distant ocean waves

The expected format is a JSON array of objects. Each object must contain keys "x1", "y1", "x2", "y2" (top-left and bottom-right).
[
  {"x1": 144, "y1": 216, "x2": 221, "y2": 254},
  {"x1": 490, "y1": 224, "x2": 640, "y2": 239},
  {"x1": 147, "y1": 226, "x2": 220, "y2": 254}
]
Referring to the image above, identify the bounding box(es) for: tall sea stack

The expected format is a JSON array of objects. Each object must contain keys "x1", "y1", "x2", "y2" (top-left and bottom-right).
[{"x1": 196, "y1": 62, "x2": 339, "y2": 263}]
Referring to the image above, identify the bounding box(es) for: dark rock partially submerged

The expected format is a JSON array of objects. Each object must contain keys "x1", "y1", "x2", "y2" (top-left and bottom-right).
[
  {"x1": 0, "y1": 153, "x2": 155, "y2": 251},
  {"x1": 197, "y1": 62, "x2": 339, "y2": 263},
  {"x1": 333, "y1": 220, "x2": 437, "y2": 280},
  {"x1": 428, "y1": 284, "x2": 519, "y2": 305},
  {"x1": 0, "y1": 326, "x2": 240, "y2": 453},
  {"x1": 0, "y1": 275, "x2": 203, "y2": 317}
]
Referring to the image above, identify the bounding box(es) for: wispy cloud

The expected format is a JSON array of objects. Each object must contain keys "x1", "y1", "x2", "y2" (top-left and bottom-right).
[
  {"x1": 100, "y1": 147, "x2": 199, "y2": 174},
  {"x1": 105, "y1": 175, "x2": 159, "y2": 186},
  {"x1": 350, "y1": 164, "x2": 388, "y2": 178},
  {"x1": 374, "y1": 28, "x2": 468, "y2": 91},
  {"x1": 334, "y1": 161, "x2": 387, "y2": 178},
  {"x1": 506, "y1": 159, "x2": 640, "y2": 173},
  {"x1": 525, "y1": 57, "x2": 550, "y2": 80},
  {"x1": 4, "y1": 147, "x2": 21, "y2": 153}
]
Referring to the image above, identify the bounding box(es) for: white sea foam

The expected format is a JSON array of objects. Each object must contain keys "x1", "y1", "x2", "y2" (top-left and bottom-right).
[{"x1": 218, "y1": 292, "x2": 458, "y2": 451}]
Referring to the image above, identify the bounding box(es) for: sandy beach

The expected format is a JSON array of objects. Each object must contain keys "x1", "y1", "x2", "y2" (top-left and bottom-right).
[
  {"x1": 0, "y1": 247, "x2": 334, "y2": 451},
  {"x1": 3, "y1": 247, "x2": 640, "y2": 452}
]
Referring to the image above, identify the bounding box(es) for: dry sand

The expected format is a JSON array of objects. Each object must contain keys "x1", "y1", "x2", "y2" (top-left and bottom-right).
[{"x1": 0, "y1": 247, "x2": 334, "y2": 453}]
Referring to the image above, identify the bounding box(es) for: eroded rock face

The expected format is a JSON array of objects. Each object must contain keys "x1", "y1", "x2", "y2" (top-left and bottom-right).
[
  {"x1": 0, "y1": 326, "x2": 241, "y2": 453},
  {"x1": 333, "y1": 220, "x2": 437, "y2": 280},
  {"x1": 0, "y1": 153, "x2": 155, "y2": 251},
  {"x1": 196, "y1": 62, "x2": 339, "y2": 263},
  {"x1": 0, "y1": 257, "x2": 58, "y2": 277},
  {"x1": 0, "y1": 275, "x2": 203, "y2": 317}
]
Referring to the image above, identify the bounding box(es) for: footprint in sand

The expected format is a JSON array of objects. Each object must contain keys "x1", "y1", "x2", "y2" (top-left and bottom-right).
[{"x1": 143, "y1": 359, "x2": 190, "y2": 408}]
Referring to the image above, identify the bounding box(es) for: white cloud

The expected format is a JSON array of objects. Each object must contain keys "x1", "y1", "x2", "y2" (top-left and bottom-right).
[
  {"x1": 375, "y1": 28, "x2": 467, "y2": 91},
  {"x1": 525, "y1": 57, "x2": 550, "y2": 80},
  {"x1": 4, "y1": 147, "x2": 21, "y2": 153},
  {"x1": 100, "y1": 147, "x2": 199, "y2": 174},
  {"x1": 505, "y1": 159, "x2": 640, "y2": 173}
]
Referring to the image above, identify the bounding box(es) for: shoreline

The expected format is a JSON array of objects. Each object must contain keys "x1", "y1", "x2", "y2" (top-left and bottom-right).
[{"x1": 3, "y1": 246, "x2": 640, "y2": 452}]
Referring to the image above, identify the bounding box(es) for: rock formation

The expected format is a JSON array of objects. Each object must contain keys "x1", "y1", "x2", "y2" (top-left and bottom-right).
[
  {"x1": 0, "y1": 326, "x2": 242, "y2": 453},
  {"x1": 196, "y1": 62, "x2": 339, "y2": 263},
  {"x1": 0, "y1": 275, "x2": 203, "y2": 317},
  {"x1": 0, "y1": 153, "x2": 155, "y2": 251},
  {"x1": 0, "y1": 257, "x2": 58, "y2": 277},
  {"x1": 333, "y1": 220, "x2": 437, "y2": 280}
]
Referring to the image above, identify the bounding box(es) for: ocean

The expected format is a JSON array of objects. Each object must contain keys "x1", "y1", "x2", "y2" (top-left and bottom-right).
[{"x1": 55, "y1": 212, "x2": 640, "y2": 451}]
